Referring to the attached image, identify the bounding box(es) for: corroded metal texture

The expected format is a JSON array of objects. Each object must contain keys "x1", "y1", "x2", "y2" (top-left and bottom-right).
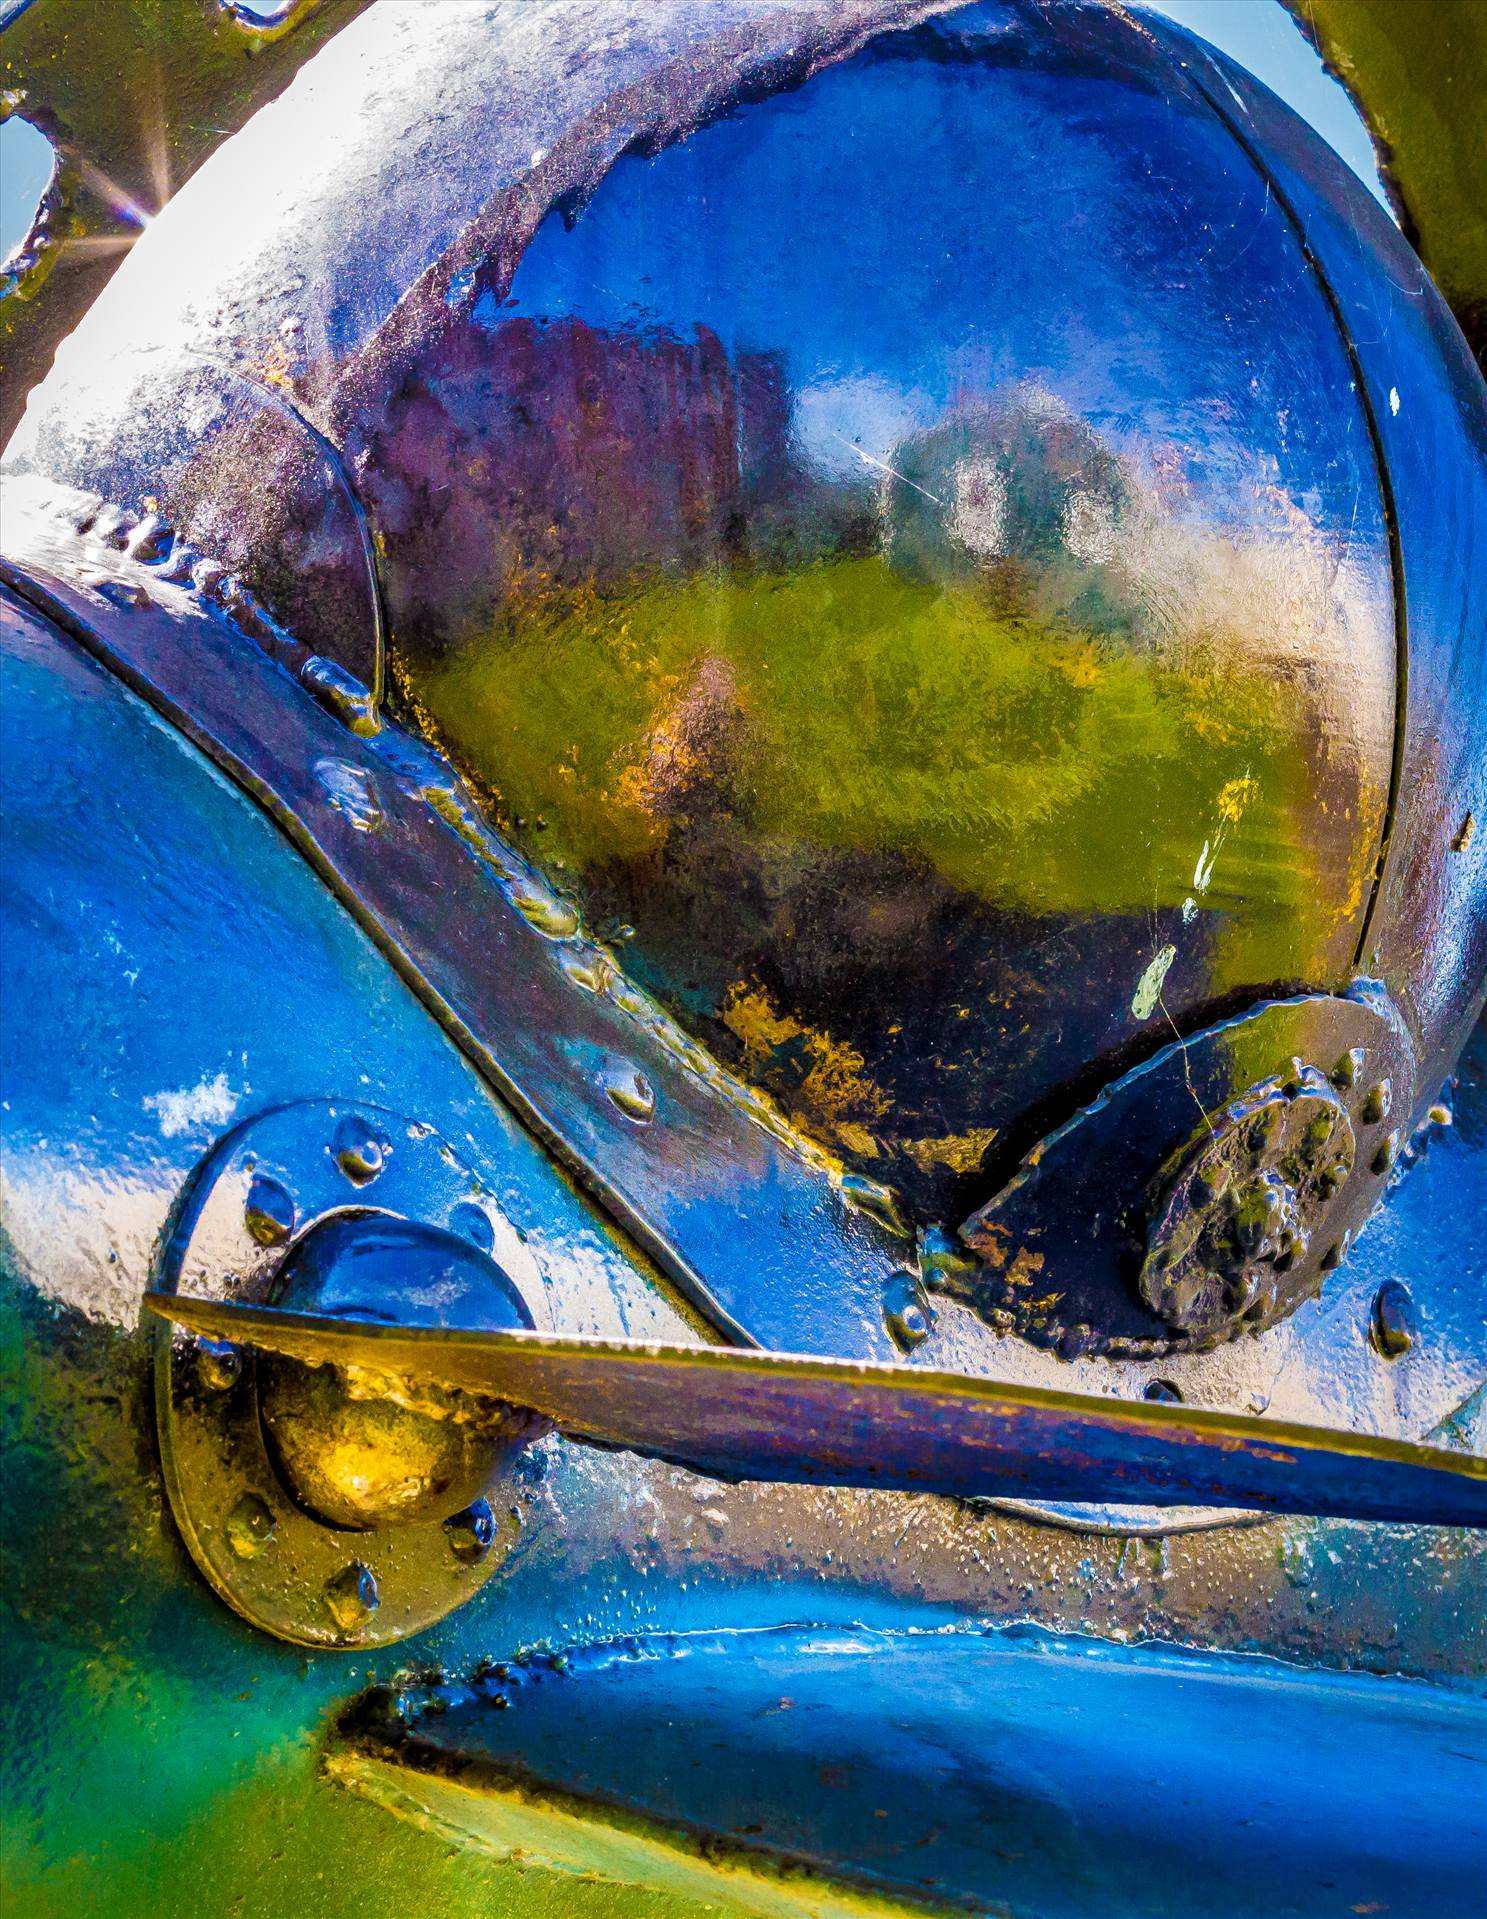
[
  {"x1": 1157, "y1": 14, "x2": 1487, "y2": 1167},
  {"x1": 6, "y1": 486, "x2": 1484, "y2": 1451},
  {"x1": 2, "y1": 3, "x2": 1486, "y2": 1912},
  {"x1": 6, "y1": 571, "x2": 1481, "y2": 1919},
  {"x1": 956, "y1": 991, "x2": 1416, "y2": 1357},
  {"x1": 6, "y1": 3, "x2": 1483, "y2": 1348}
]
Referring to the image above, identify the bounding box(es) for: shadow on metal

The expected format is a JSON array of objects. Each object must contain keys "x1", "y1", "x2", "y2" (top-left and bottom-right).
[{"x1": 335, "y1": 1622, "x2": 1487, "y2": 1919}]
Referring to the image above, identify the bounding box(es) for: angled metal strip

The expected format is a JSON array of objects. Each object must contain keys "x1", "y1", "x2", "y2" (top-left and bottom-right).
[
  {"x1": 144, "y1": 1296, "x2": 1487, "y2": 1526},
  {"x1": 0, "y1": 507, "x2": 913, "y2": 1358}
]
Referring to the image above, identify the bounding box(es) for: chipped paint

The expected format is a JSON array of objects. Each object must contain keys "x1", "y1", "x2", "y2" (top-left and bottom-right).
[
  {"x1": 900, "y1": 1127, "x2": 999, "y2": 1176},
  {"x1": 141, "y1": 1071, "x2": 239, "y2": 1137}
]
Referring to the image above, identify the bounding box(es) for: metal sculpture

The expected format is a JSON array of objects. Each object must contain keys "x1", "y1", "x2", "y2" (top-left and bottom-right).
[{"x1": 2, "y1": 3, "x2": 1484, "y2": 1915}]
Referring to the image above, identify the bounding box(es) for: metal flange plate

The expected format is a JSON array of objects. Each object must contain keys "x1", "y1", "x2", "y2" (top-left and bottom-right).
[
  {"x1": 154, "y1": 1100, "x2": 547, "y2": 1647},
  {"x1": 954, "y1": 990, "x2": 1416, "y2": 1361}
]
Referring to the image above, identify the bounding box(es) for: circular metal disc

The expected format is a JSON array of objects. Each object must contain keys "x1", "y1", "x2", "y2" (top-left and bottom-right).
[{"x1": 154, "y1": 1100, "x2": 545, "y2": 1648}]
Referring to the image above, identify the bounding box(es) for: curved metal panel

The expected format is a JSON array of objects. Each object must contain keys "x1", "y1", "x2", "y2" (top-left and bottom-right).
[{"x1": 1149, "y1": 17, "x2": 1487, "y2": 1102}]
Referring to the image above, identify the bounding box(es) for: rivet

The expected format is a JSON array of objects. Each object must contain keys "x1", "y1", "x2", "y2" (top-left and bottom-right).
[
  {"x1": 1143, "y1": 1378, "x2": 1182, "y2": 1404},
  {"x1": 98, "y1": 577, "x2": 149, "y2": 608},
  {"x1": 510, "y1": 888, "x2": 580, "y2": 939},
  {"x1": 197, "y1": 1339, "x2": 241, "y2": 1392},
  {"x1": 603, "y1": 1064, "x2": 656, "y2": 1123},
  {"x1": 840, "y1": 1172, "x2": 910, "y2": 1239},
  {"x1": 1331, "y1": 1048, "x2": 1364, "y2": 1090},
  {"x1": 102, "y1": 507, "x2": 140, "y2": 548},
  {"x1": 1427, "y1": 1102, "x2": 1452, "y2": 1128},
  {"x1": 325, "y1": 1561, "x2": 380, "y2": 1631},
  {"x1": 1370, "y1": 1280, "x2": 1416, "y2": 1360},
  {"x1": 334, "y1": 1114, "x2": 387, "y2": 1183},
  {"x1": 1372, "y1": 1131, "x2": 1399, "y2": 1177},
  {"x1": 1314, "y1": 1157, "x2": 1348, "y2": 1199},
  {"x1": 559, "y1": 943, "x2": 614, "y2": 994},
  {"x1": 1360, "y1": 1079, "x2": 1391, "y2": 1126},
  {"x1": 314, "y1": 757, "x2": 384, "y2": 832},
  {"x1": 300, "y1": 655, "x2": 380, "y2": 738},
  {"x1": 225, "y1": 1492, "x2": 276, "y2": 1560},
  {"x1": 885, "y1": 1301, "x2": 931, "y2": 1351},
  {"x1": 1319, "y1": 1236, "x2": 1347, "y2": 1271},
  {"x1": 191, "y1": 556, "x2": 227, "y2": 599},
  {"x1": 155, "y1": 541, "x2": 198, "y2": 583},
  {"x1": 244, "y1": 1174, "x2": 295, "y2": 1247},
  {"x1": 445, "y1": 1499, "x2": 496, "y2": 1565},
  {"x1": 448, "y1": 1200, "x2": 496, "y2": 1253}
]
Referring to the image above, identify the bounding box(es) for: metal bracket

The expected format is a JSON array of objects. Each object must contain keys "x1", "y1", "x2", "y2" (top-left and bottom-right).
[{"x1": 154, "y1": 1100, "x2": 546, "y2": 1648}]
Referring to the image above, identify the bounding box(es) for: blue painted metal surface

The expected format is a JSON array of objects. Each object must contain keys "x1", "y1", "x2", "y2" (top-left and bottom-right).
[
  {"x1": 0, "y1": 584, "x2": 1484, "y2": 1905},
  {"x1": 346, "y1": 1622, "x2": 1487, "y2": 1918},
  {"x1": 2, "y1": 2, "x2": 1486, "y2": 1912},
  {"x1": 7, "y1": 0, "x2": 1483, "y2": 1384}
]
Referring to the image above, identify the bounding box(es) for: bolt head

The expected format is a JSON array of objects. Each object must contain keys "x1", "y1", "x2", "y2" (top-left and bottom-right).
[
  {"x1": 225, "y1": 1492, "x2": 276, "y2": 1560},
  {"x1": 445, "y1": 1499, "x2": 497, "y2": 1565},
  {"x1": 244, "y1": 1175, "x2": 295, "y2": 1247},
  {"x1": 334, "y1": 1114, "x2": 387, "y2": 1184},
  {"x1": 325, "y1": 1561, "x2": 380, "y2": 1632},
  {"x1": 1360, "y1": 1079, "x2": 1392, "y2": 1126},
  {"x1": 885, "y1": 1301, "x2": 931, "y2": 1351},
  {"x1": 603, "y1": 1064, "x2": 656, "y2": 1123},
  {"x1": 1370, "y1": 1281, "x2": 1416, "y2": 1360},
  {"x1": 197, "y1": 1339, "x2": 242, "y2": 1393}
]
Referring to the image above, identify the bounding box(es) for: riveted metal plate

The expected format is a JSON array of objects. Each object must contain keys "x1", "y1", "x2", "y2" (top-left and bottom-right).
[
  {"x1": 956, "y1": 991, "x2": 1416, "y2": 1361},
  {"x1": 2, "y1": 493, "x2": 917, "y2": 1362},
  {"x1": 154, "y1": 1100, "x2": 547, "y2": 1648}
]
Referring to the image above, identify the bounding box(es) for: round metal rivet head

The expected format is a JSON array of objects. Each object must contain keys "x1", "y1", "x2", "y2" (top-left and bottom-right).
[
  {"x1": 603, "y1": 1064, "x2": 656, "y2": 1123},
  {"x1": 448, "y1": 1200, "x2": 496, "y2": 1253},
  {"x1": 333, "y1": 1114, "x2": 387, "y2": 1184},
  {"x1": 98, "y1": 577, "x2": 149, "y2": 608},
  {"x1": 1370, "y1": 1281, "x2": 1416, "y2": 1360},
  {"x1": 1143, "y1": 1378, "x2": 1182, "y2": 1404},
  {"x1": 445, "y1": 1499, "x2": 497, "y2": 1565},
  {"x1": 1330, "y1": 1047, "x2": 1364, "y2": 1090},
  {"x1": 510, "y1": 888, "x2": 579, "y2": 939},
  {"x1": 1360, "y1": 1079, "x2": 1392, "y2": 1126},
  {"x1": 225, "y1": 1493, "x2": 277, "y2": 1560},
  {"x1": 314, "y1": 757, "x2": 385, "y2": 832},
  {"x1": 559, "y1": 943, "x2": 614, "y2": 995},
  {"x1": 244, "y1": 1175, "x2": 295, "y2": 1247},
  {"x1": 197, "y1": 1339, "x2": 242, "y2": 1392},
  {"x1": 885, "y1": 1301, "x2": 931, "y2": 1351},
  {"x1": 326, "y1": 1561, "x2": 380, "y2": 1632},
  {"x1": 125, "y1": 513, "x2": 173, "y2": 564},
  {"x1": 1372, "y1": 1131, "x2": 1399, "y2": 1177}
]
